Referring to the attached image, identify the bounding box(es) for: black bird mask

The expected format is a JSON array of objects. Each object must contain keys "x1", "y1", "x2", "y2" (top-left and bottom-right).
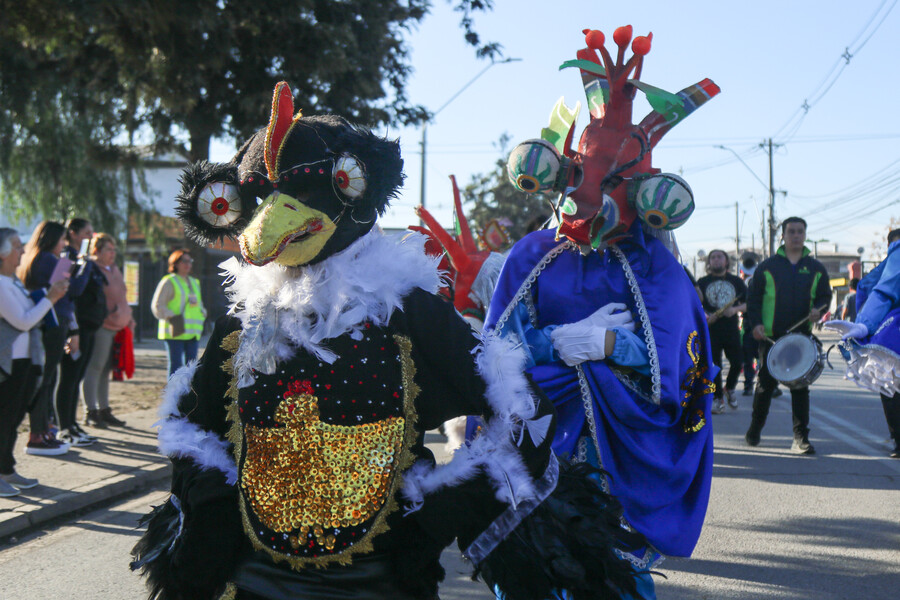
[{"x1": 176, "y1": 82, "x2": 404, "y2": 266}]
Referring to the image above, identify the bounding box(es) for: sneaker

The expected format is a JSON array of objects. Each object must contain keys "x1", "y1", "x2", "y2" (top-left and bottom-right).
[
  {"x1": 711, "y1": 398, "x2": 726, "y2": 414},
  {"x1": 100, "y1": 408, "x2": 126, "y2": 427},
  {"x1": 25, "y1": 436, "x2": 70, "y2": 456},
  {"x1": 791, "y1": 436, "x2": 815, "y2": 455},
  {"x1": 0, "y1": 479, "x2": 19, "y2": 498},
  {"x1": 726, "y1": 389, "x2": 739, "y2": 409},
  {"x1": 772, "y1": 387, "x2": 783, "y2": 398},
  {"x1": 742, "y1": 386, "x2": 754, "y2": 397},
  {"x1": 71, "y1": 423, "x2": 98, "y2": 442},
  {"x1": 60, "y1": 428, "x2": 95, "y2": 447},
  {"x1": 890, "y1": 443, "x2": 900, "y2": 459},
  {"x1": 1, "y1": 472, "x2": 39, "y2": 489}
]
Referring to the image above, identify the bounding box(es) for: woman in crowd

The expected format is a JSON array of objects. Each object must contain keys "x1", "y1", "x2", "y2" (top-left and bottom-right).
[
  {"x1": 81, "y1": 233, "x2": 133, "y2": 428},
  {"x1": 0, "y1": 228, "x2": 69, "y2": 496},
  {"x1": 56, "y1": 218, "x2": 100, "y2": 446},
  {"x1": 151, "y1": 249, "x2": 206, "y2": 376},
  {"x1": 17, "y1": 221, "x2": 72, "y2": 455}
]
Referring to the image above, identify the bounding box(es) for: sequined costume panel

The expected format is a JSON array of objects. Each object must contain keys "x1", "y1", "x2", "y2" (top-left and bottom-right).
[{"x1": 227, "y1": 326, "x2": 419, "y2": 568}]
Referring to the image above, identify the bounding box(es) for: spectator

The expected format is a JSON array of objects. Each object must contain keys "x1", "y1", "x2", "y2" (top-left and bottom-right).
[
  {"x1": 745, "y1": 217, "x2": 832, "y2": 454},
  {"x1": 151, "y1": 249, "x2": 206, "y2": 376},
  {"x1": 17, "y1": 221, "x2": 73, "y2": 455},
  {"x1": 698, "y1": 249, "x2": 747, "y2": 413},
  {"x1": 1, "y1": 227, "x2": 69, "y2": 496},
  {"x1": 56, "y1": 218, "x2": 100, "y2": 446},
  {"x1": 842, "y1": 278, "x2": 860, "y2": 322},
  {"x1": 81, "y1": 233, "x2": 133, "y2": 428}
]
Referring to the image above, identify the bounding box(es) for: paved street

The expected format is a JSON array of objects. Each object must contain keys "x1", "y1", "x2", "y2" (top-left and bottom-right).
[{"x1": 0, "y1": 332, "x2": 897, "y2": 599}]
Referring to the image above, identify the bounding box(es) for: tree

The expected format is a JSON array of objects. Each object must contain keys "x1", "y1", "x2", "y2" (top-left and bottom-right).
[
  {"x1": 462, "y1": 134, "x2": 553, "y2": 243},
  {"x1": 0, "y1": 0, "x2": 499, "y2": 234}
]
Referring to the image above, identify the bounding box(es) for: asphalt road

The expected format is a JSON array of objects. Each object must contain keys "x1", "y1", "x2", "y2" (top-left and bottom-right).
[{"x1": 1, "y1": 334, "x2": 898, "y2": 599}]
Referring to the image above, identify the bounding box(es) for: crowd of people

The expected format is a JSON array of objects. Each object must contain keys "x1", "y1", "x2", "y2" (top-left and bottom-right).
[{"x1": 0, "y1": 218, "x2": 206, "y2": 498}]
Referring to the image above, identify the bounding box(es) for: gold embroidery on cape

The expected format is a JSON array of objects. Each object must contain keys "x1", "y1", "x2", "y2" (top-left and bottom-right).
[
  {"x1": 223, "y1": 330, "x2": 420, "y2": 569},
  {"x1": 680, "y1": 331, "x2": 715, "y2": 433}
]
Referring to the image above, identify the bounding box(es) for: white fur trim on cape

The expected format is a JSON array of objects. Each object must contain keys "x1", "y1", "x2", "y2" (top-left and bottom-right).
[
  {"x1": 220, "y1": 229, "x2": 443, "y2": 387},
  {"x1": 402, "y1": 331, "x2": 541, "y2": 510},
  {"x1": 155, "y1": 361, "x2": 238, "y2": 485}
]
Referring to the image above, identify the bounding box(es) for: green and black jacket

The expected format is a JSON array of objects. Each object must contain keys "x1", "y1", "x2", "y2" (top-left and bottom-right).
[{"x1": 747, "y1": 246, "x2": 832, "y2": 338}]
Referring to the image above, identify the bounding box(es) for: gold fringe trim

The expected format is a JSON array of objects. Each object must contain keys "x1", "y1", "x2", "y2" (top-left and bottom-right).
[{"x1": 224, "y1": 331, "x2": 421, "y2": 570}]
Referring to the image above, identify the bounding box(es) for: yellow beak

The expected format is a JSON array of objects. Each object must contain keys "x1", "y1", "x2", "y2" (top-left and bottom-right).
[{"x1": 239, "y1": 192, "x2": 337, "y2": 266}]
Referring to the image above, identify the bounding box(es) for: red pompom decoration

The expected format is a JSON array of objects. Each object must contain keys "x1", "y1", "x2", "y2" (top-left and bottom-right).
[
  {"x1": 584, "y1": 29, "x2": 605, "y2": 49},
  {"x1": 613, "y1": 25, "x2": 633, "y2": 47},
  {"x1": 632, "y1": 33, "x2": 652, "y2": 56}
]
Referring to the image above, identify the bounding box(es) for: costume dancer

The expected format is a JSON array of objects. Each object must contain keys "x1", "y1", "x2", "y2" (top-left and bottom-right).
[
  {"x1": 826, "y1": 228, "x2": 900, "y2": 457},
  {"x1": 484, "y1": 26, "x2": 720, "y2": 599},
  {"x1": 131, "y1": 82, "x2": 646, "y2": 600}
]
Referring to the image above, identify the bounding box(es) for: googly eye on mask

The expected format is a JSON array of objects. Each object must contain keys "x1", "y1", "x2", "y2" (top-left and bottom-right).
[
  {"x1": 333, "y1": 154, "x2": 367, "y2": 199},
  {"x1": 629, "y1": 173, "x2": 694, "y2": 230}
]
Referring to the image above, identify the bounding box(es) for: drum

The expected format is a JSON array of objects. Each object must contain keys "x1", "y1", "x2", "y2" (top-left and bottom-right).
[{"x1": 767, "y1": 333, "x2": 825, "y2": 389}]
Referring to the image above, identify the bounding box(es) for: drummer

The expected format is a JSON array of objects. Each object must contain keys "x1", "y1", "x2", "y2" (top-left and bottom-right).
[{"x1": 745, "y1": 217, "x2": 832, "y2": 454}]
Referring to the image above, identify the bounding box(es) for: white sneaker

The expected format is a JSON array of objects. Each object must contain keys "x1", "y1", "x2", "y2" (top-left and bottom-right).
[
  {"x1": 726, "y1": 389, "x2": 739, "y2": 409},
  {"x1": 711, "y1": 399, "x2": 726, "y2": 414},
  {"x1": 1, "y1": 472, "x2": 39, "y2": 489},
  {"x1": 61, "y1": 428, "x2": 95, "y2": 447}
]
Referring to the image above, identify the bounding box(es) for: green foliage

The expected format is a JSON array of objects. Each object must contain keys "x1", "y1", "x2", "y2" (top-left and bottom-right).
[
  {"x1": 0, "y1": 0, "x2": 498, "y2": 236},
  {"x1": 462, "y1": 134, "x2": 554, "y2": 242}
]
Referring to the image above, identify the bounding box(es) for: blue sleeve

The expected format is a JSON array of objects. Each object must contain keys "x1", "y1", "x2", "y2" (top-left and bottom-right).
[
  {"x1": 31, "y1": 252, "x2": 57, "y2": 288},
  {"x1": 501, "y1": 302, "x2": 650, "y2": 375},
  {"x1": 609, "y1": 327, "x2": 651, "y2": 375},
  {"x1": 856, "y1": 251, "x2": 900, "y2": 332},
  {"x1": 67, "y1": 260, "x2": 92, "y2": 297}
]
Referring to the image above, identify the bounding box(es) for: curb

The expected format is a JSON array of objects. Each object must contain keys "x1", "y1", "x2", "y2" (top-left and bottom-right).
[{"x1": 0, "y1": 461, "x2": 171, "y2": 541}]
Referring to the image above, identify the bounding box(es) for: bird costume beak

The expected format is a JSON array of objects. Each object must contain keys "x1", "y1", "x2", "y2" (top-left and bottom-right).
[{"x1": 239, "y1": 191, "x2": 336, "y2": 266}]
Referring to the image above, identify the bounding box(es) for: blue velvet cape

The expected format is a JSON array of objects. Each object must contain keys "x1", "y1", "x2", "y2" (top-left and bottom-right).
[{"x1": 484, "y1": 226, "x2": 716, "y2": 557}]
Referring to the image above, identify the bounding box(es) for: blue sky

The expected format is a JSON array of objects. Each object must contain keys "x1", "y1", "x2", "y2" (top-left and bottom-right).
[{"x1": 216, "y1": 0, "x2": 900, "y2": 268}]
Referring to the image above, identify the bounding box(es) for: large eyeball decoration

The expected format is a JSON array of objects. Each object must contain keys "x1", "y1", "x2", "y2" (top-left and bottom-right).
[
  {"x1": 507, "y1": 139, "x2": 561, "y2": 193},
  {"x1": 333, "y1": 154, "x2": 367, "y2": 199},
  {"x1": 196, "y1": 182, "x2": 243, "y2": 227},
  {"x1": 630, "y1": 173, "x2": 694, "y2": 230}
]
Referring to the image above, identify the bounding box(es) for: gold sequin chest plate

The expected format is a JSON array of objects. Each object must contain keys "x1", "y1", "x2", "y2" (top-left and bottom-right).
[{"x1": 223, "y1": 325, "x2": 420, "y2": 569}]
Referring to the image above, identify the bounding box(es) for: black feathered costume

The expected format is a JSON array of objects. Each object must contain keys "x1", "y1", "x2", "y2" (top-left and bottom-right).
[{"x1": 131, "y1": 82, "x2": 644, "y2": 600}]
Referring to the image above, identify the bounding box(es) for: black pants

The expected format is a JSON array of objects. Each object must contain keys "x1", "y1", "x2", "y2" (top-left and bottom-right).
[
  {"x1": 879, "y1": 393, "x2": 900, "y2": 445},
  {"x1": 710, "y1": 325, "x2": 743, "y2": 398},
  {"x1": 55, "y1": 326, "x2": 97, "y2": 430},
  {"x1": 742, "y1": 330, "x2": 758, "y2": 388},
  {"x1": 751, "y1": 341, "x2": 810, "y2": 437},
  {"x1": 0, "y1": 359, "x2": 41, "y2": 474},
  {"x1": 29, "y1": 323, "x2": 69, "y2": 434}
]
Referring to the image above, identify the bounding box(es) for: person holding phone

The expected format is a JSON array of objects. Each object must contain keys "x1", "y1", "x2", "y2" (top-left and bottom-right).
[
  {"x1": 0, "y1": 228, "x2": 70, "y2": 495},
  {"x1": 55, "y1": 218, "x2": 100, "y2": 445},
  {"x1": 16, "y1": 221, "x2": 75, "y2": 455},
  {"x1": 151, "y1": 249, "x2": 206, "y2": 376}
]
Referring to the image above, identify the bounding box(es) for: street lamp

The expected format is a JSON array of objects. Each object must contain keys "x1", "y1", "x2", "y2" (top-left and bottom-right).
[
  {"x1": 809, "y1": 238, "x2": 829, "y2": 258},
  {"x1": 419, "y1": 57, "x2": 522, "y2": 210}
]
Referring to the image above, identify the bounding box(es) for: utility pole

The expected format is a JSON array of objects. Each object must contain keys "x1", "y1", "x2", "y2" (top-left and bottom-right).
[
  {"x1": 766, "y1": 138, "x2": 776, "y2": 256},
  {"x1": 735, "y1": 201, "x2": 740, "y2": 275},
  {"x1": 419, "y1": 124, "x2": 427, "y2": 211},
  {"x1": 761, "y1": 209, "x2": 767, "y2": 259}
]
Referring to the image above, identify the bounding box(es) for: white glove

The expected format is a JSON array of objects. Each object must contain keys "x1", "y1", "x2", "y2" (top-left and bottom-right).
[
  {"x1": 586, "y1": 302, "x2": 636, "y2": 332},
  {"x1": 550, "y1": 320, "x2": 609, "y2": 367},
  {"x1": 824, "y1": 320, "x2": 868, "y2": 340},
  {"x1": 842, "y1": 322, "x2": 869, "y2": 340}
]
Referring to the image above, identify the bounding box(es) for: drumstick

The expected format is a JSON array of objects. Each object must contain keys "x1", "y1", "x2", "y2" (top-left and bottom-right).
[{"x1": 786, "y1": 304, "x2": 830, "y2": 333}]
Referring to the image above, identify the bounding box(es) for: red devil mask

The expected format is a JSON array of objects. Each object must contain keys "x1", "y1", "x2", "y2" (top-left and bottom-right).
[{"x1": 507, "y1": 26, "x2": 720, "y2": 249}]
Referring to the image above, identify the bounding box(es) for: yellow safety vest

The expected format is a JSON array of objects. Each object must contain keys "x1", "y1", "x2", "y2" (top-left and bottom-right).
[{"x1": 157, "y1": 274, "x2": 205, "y2": 340}]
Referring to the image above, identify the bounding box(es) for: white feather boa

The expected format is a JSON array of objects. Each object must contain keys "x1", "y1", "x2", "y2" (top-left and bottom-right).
[
  {"x1": 155, "y1": 362, "x2": 238, "y2": 485},
  {"x1": 220, "y1": 229, "x2": 443, "y2": 387}
]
